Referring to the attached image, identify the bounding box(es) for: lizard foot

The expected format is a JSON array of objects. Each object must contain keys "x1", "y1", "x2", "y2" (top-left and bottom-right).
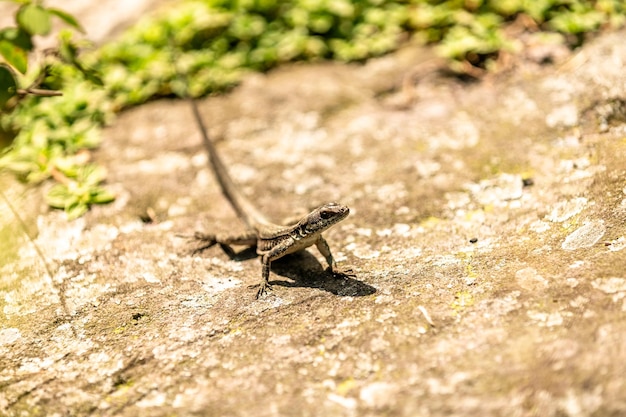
[{"x1": 249, "y1": 282, "x2": 273, "y2": 299}]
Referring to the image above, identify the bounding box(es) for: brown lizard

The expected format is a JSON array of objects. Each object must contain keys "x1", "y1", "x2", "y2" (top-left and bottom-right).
[{"x1": 187, "y1": 99, "x2": 351, "y2": 298}]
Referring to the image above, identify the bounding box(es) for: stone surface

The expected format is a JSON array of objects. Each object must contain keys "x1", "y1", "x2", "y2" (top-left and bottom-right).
[{"x1": 2, "y1": 4, "x2": 626, "y2": 416}]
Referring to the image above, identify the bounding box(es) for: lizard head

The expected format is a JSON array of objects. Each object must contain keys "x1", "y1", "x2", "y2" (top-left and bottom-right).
[{"x1": 300, "y1": 202, "x2": 350, "y2": 234}]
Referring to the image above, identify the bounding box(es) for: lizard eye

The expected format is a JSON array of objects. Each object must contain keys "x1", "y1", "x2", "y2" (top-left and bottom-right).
[{"x1": 320, "y1": 210, "x2": 334, "y2": 220}]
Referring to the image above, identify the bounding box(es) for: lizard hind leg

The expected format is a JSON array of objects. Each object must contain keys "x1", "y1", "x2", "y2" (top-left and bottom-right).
[
  {"x1": 188, "y1": 230, "x2": 258, "y2": 257},
  {"x1": 186, "y1": 232, "x2": 218, "y2": 255}
]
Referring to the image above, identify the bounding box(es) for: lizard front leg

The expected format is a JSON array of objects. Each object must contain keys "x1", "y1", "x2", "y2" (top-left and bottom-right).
[
  {"x1": 315, "y1": 235, "x2": 337, "y2": 270},
  {"x1": 255, "y1": 237, "x2": 296, "y2": 298},
  {"x1": 315, "y1": 235, "x2": 354, "y2": 278}
]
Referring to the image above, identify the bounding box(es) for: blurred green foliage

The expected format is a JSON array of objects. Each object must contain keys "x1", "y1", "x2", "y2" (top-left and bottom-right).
[
  {"x1": 1, "y1": 0, "x2": 624, "y2": 218},
  {"x1": 0, "y1": 0, "x2": 115, "y2": 218}
]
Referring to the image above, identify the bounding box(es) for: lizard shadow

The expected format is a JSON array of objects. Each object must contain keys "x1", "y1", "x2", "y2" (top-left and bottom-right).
[
  {"x1": 214, "y1": 245, "x2": 376, "y2": 297},
  {"x1": 268, "y1": 251, "x2": 376, "y2": 297}
]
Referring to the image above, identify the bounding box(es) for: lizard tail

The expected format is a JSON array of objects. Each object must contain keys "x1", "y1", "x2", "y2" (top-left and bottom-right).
[{"x1": 189, "y1": 99, "x2": 269, "y2": 230}]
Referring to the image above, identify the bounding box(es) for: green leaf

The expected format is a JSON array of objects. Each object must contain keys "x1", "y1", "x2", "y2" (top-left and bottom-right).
[
  {"x1": 58, "y1": 34, "x2": 105, "y2": 86},
  {"x1": 0, "y1": 27, "x2": 33, "y2": 51},
  {"x1": 48, "y1": 8, "x2": 85, "y2": 33},
  {"x1": 45, "y1": 183, "x2": 74, "y2": 209},
  {"x1": 66, "y1": 201, "x2": 88, "y2": 220},
  {"x1": 91, "y1": 188, "x2": 115, "y2": 204},
  {"x1": 0, "y1": 39, "x2": 27, "y2": 73},
  {"x1": 0, "y1": 64, "x2": 17, "y2": 107},
  {"x1": 16, "y1": 4, "x2": 52, "y2": 36}
]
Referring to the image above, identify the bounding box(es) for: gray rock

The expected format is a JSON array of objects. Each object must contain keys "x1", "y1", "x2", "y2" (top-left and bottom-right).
[{"x1": 2, "y1": 4, "x2": 626, "y2": 416}]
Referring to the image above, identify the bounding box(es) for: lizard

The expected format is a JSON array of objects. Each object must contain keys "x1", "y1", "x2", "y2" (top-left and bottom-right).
[{"x1": 187, "y1": 99, "x2": 351, "y2": 298}]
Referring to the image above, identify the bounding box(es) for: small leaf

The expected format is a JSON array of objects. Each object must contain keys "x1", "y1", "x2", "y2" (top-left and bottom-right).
[
  {"x1": 58, "y1": 31, "x2": 78, "y2": 63},
  {"x1": 91, "y1": 188, "x2": 115, "y2": 204},
  {"x1": 48, "y1": 8, "x2": 85, "y2": 33},
  {"x1": 46, "y1": 184, "x2": 73, "y2": 209},
  {"x1": 0, "y1": 64, "x2": 17, "y2": 107},
  {"x1": 66, "y1": 201, "x2": 88, "y2": 220},
  {"x1": 57, "y1": 31, "x2": 104, "y2": 86},
  {"x1": 0, "y1": 27, "x2": 33, "y2": 51},
  {"x1": 0, "y1": 39, "x2": 27, "y2": 73},
  {"x1": 16, "y1": 4, "x2": 52, "y2": 36},
  {"x1": 82, "y1": 68, "x2": 104, "y2": 86}
]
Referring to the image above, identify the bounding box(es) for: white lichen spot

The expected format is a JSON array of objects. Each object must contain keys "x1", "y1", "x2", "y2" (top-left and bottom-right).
[
  {"x1": 345, "y1": 242, "x2": 380, "y2": 259},
  {"x1": 0, "y1": 328, "x2": 21, "y2": 346},
  {"x1": 136, "y1": 152, "x2": 193, "y2": 175},
  {"x1": 201, "y1": 275, "x2": 241, "y2": 294},
  {"x1": 136, "y1": 391, "x2": 167, "y2": 408},
  {"x1": 429, "y1": 112, "x2": 480, "y2": 150},
  {"x1": 327, "y1": 393, "x2": 357, "y2": 409},
  {"x1": 569, "y1": 295, "x2": 589, "y2": 308},
  {"x1": 562, "y1": 220, "x2": 606, "y2": 250},
  {"x1": 590, "y1": 277, "x2": 626, "y2": 294},
  {"x1": 546, "y1": 197, "x2": 588, "y2": 222},
  {"x1": 359, "y1": 382, "x2": 398, "y2": 409},
  {"x1": 142, "y1": 272, "x2": 160, "y2": 283},
  {"x1": 516, "y1": 267, "x2": 549, "y2": 291},
  {"x1": 527, "y1": 310, "x2": 564, "y2": 327},
  {"x1": 168, "y1": 326, "x2": 196, "y2": 343},
  {"x1": 372, "y1": 182, "x2": 407, "y2": 203},
  {"x1": 565, "y1": 278, "x2": 580, "y2": 288},
  {"x1": 430, "y1": 255, "x2": 462, "y2": 267},
  {"x1": 583, "y1": 310, "x2": 597, "y2": 319},
  {"x1": 558, "y1": 387, "x2": 603, "y2": 417},
  {"x1": 19, "y1": 356, "x2": 55, "y2": 373},
  {"x1": 553, "y1": 134, "x2": 581, "y2": 148},
  {"x1": 545, "y1": 103, "x2": 578, "y2": 127},
  {"x1": 352, "y1": 158, "x2": 379, "y2": 181},
  {"x1": 392, "y1": 206, "x2": 409, "y2": 217},
  {"x1": 426, "y1": 372, "x2": 472, "y2": 395},
  {"x1": 376, "y1": 223, "x2": 411, "y2": 238},
  {"x1": 466, "y1": 173, "x2": 523, "y2": 206},
  {"x1": 557, "y1": 159, "x2": 605, "y2": 182},
  {"x1": 415, "y1": 160, "x2": 442, "y2": 178},
  {"x1": 503, "y1": 89, "x2": 538, "y2": 124},
  {"x1": 168, "y1": 197, "x2": 191, "y2": 217},
  {"x1": 529, "y1": 220, "x2": 550, "y2": 233},
  {"x1": 392, "y1": 223, "x2": 411, "y2": 236},
  {"x1": 445, "y1": 191, "x2": 471, "y2": 210},
  {"x1": 375, "y1": 309, "x2": 397, "y2": 323},
  {"x1": 396, "y1": 246, "x2": 422, "y2": 259},
  {"x1": 464, "y1": 276, "x2": 477, "y2": 285},
  {"x1": 374, "y1": 294, "x2": 393, "y2": 304},
  {"x1": 88, "y1": 351, "x2": 112, "y2": 366}
]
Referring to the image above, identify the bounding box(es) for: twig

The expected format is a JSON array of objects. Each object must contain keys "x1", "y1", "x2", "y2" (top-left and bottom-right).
[{"x1": 16, "y1": 88, "x2": 63, "y2": 97}]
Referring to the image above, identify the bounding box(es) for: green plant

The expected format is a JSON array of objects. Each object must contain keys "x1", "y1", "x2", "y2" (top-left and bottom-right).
[
  {"x1": 0, "y1": 0, "x2": 85, "y2": 108},
  {"x1": 1, "y1": 0, "x2": 625, "y2": 219},
  {"x1": 0, "y1": 0, "x2": 113, "y2": 219}
]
